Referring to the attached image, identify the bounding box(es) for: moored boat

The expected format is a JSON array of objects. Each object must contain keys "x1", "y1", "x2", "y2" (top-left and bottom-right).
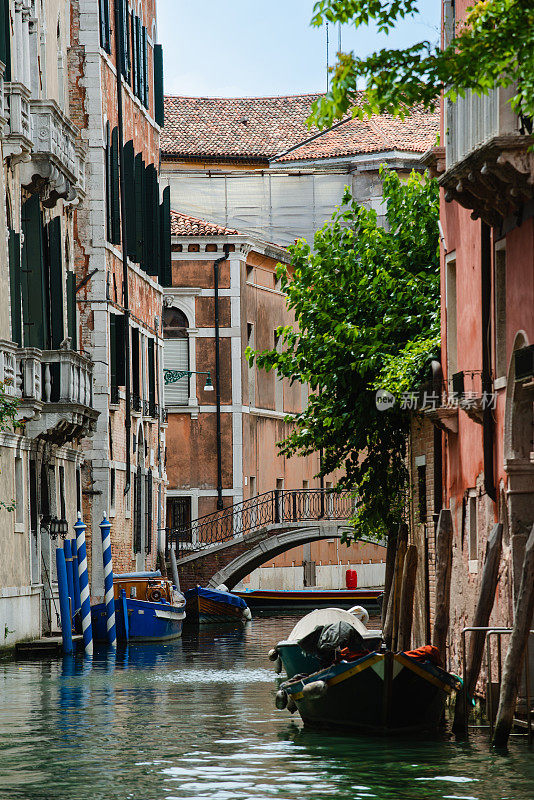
[
  {"x1": 91, "y1": 571, "x2": 186, "y2": 642},
  {"x1": 275, "y1": 647, "x2": 461, "y2": 735},
  {"x1": 185, "y1": 586, "x2": 252, "y2": 625},
  {"x1": 234, "y1": 588, "x2": 383, "y2": 611}
]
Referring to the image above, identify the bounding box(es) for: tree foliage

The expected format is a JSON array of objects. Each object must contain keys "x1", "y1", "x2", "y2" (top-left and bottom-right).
[
  {"x1": 248, "y1": 169, "x2": 439, "y2": 541},
  {"x1": 309, "y1": 0, "x2": 534, "y2": 130}
]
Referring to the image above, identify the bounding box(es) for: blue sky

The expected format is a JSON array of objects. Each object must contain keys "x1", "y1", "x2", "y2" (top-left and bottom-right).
[{"x1": 157, "y1": 0, "x2": 440, "y2": 98}]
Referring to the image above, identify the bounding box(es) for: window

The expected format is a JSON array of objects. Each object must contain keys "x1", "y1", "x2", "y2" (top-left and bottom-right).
[
  {"x1": 445, "y1": 254, "x2": 457, "y2": 379},
  {"x1": 417, "y1": 465, "x2": 427, "y2": 523},
  {"x1": 0, "y1": 0, "x2": 11, "y2": 80},
  {"x1": 131, "y1": 326, "x2": 140, "y2": 409},
  {"x1": 58, "y1": 465, "x2": 66, "y2": 522},
  {"x1": 247, "y1": 323, "x2": 255, "y2": 406},
  {"x1": 99, "y1": 0, "x2": 111, "y2": 53},
  {"x1": 163, "y1": 307, "x2": 189, "y2": 405},
  {"x1": 148, "y1": 338, "x2": 156, "y2": 415},
  {"x1": 118, "y1": 0, "x2": 131, "y2": 81},
  {"x1": 246, "y1": 264, "x2": 254, "y2": 283},
  {"x1": 15, "y1": 457, "x2": 24, "y2": 527},
  {"x1": 468, "y1": 493, "x2": 478, "y2": 562},
  {"x1": 249, "y1": 476, "x2": 256, "y2": 499},
  {"x1": 154, "y1": 44, "x2": 164, "y2": 126},
  {"x1": 105, "y1": 125, "x2": 120, "y2": 245},
  {"x1": 8, "y1": 229, "x2": 22, "y2": 346},
  {"x1": 110, "y1": 468, "x2": 116, "y2": 517},
  {"x1": 133, "y1": 465, "x2": 142, "y2": 553},
  {"x1": 76, "y1": 468, "x2": 82, "y2": 517},
  {"x1": 167, "y1": 496, "x2": 192, "y2": 543},
  {"x1": 110, "y1": 313, "x2": 127, "y2": 404},
  {"x1": 274, "y1": 329, "x2": 283, "y2": 412},
  {"x1": 494, "y1": 242, "x2": 507, "y2": 379},
  {"x1": 145, "y1": 469, "x2": 153, "y2": 553}
]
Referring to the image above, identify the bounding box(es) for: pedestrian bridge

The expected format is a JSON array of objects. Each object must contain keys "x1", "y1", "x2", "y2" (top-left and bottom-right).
[{"x1": 167, "y1": 489, "x2": 356, "y2": 591}]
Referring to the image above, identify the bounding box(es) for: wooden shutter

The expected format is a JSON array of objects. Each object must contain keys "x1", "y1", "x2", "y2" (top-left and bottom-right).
[
  {"x1": 147, "y1": 338, "x2": 155, "y2": 412},
  {"x1": 163, "y1": 338, "x2": 189, "y2": 405},
  {"x1": 105, "y1": 123, "x2": 112, "y2": 242},
  {"x1": 131, "y1": 326, "x2": 140, "y2": 397},
  {"x1": 145, "y1": 469, "x2": 152, "y2": 553},
  {"x1": 115, "y1": 313, "x2": 126, "y2": 386},
  {"x1": 0, "y1": 0, "x2": 11, "y2": 80},
  {"x1": 109, "y1": 314, "x2": 118, "y2": 403},
  {"x1": 144, "y1": 164, "x2": 157, "y2": 275},
  {"x1": 110, "y1": 127, "x2": 121, "y2": 244},
  {"x1": 118, "y1": 0, "x2": 130, "y2": 80},
  {"x1": 154, "y1": 44, "x2": 164, "y2": 127},
  {"x1": 142, "y1": 27, "x2": 149, "y2": 108},
  {"x1": 21, "y1": 195, "x2": 47, "y2": 349},
  {"x1": 8, "y1": 230, "x2": 22, "y2": 346},
  {"x1": 134, "y1": 153, "x2": 145, "y2": 265},
  {"x1": 123, "y1": 140, "x2": 136, "y2": 259},
  {"x1": 135, "y1": 16, "x2": 142, "y2": 100},
  {"x1": 133, "y1": 465, "x2": 142, "y2": 553},
  {"x1": 99, "y1": 0, "x2": 110, "y2": 53},
  {"x1": 159, "y1": 186, "x2": 171, "y2": 287},
  {"x1": 66, "y1": 271, "x2": 77, "y2": 350},
  {"x1": 47, "y1": 217, "x2": 64, "y2": 350}
]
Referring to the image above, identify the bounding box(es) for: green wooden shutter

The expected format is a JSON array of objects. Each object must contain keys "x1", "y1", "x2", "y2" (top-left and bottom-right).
[
  {"x1": 118, "y1": 0, "x2": 130, "y2": 80},
  {"x1": 105, "y1": 123, "x2": 112, "y2": 242},
  {"x1": 135, "y1": 16, "x2": 142, "y2": 100},
  {"x1": 142, "y1": 27, "x2": 149, "y2": 108},
  {"x1": 47, "y1": 216, "x2": 64, "y2": 350},
  {"x1": 8, "y1": 230, "x2": 22, "y2": 345},
  {"x1": 115, "y1": 314, "x2": 126, "y2": 386},
  {"x1": 109, "y1": 313, "x2": 118, "y2": 403},
  {"x1": 123, "y1": 140, "x2": 136, "y2": 260},
  {"x1": 21, "y1": 195, "x2": 47, "y2": 349},
  {"x1": 99, "y1": 0, "x2": 110, "y2": 53},
  {"x1": 152, "y1": 175, "x2": 161, "y2": 278},
  {"x1": 131, "y1": 326, "x2": 140, "y2": 397},
  {"x1": 154, "y1": 44, "x2": 164, "y2": 127},
  {"x1": 133, "y1": 465, "x2": 142, "y2": 553},
  {"x1": 0, "y1": 0, "x2": 11, "y2": 81},
  {"x1": 144, "y1": 164, "x2": 157, "y2": 276},
  {"x1": 67, "y1": 272, "x2": 77, "y2": 350},
  {"x1": 148, "y1": 338, "x2": 155, "y2": 412},
  {"x1": 145, "y1": 468, "x2": 153, "y2": 553},
  {"x1": 159, "y1": 186, "x2": 171, "y2": 287},
  {"x1": 110, "y1": 126, "x2": 121, "y2": 244},
  {"x1": 134, "y1": 153, "x2": 145, "y2": 265}
]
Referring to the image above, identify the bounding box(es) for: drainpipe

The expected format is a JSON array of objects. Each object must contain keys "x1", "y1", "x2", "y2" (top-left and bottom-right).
[
  {"x1": 481, "y1": 223, "x2": 496, "y2": 501},
  {"x1": 214, "y1": 245, "x2": 229, "y2": 510},
  {"x1": 114, "y1": 1, "x2": 132, "y2": 496}
]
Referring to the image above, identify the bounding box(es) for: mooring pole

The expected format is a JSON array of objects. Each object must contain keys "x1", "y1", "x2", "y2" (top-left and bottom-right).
[
  {"x1": 63, "y1": 538, "x2": 75, "y2": 625},
  {"x1": 75, "y1": 513, "x2": 93, "y2": 655},
  {"x1": 55, "y1": 548, "x2": 74, "y2": 655},
  {"x1": 100, "y1": 514, "x2": 117, "y2": 648},
  {"x1": 432, "y1": 509, "x2": 454, "y2": 664}
]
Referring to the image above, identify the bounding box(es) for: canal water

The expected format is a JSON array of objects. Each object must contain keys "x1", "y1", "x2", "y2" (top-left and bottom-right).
[{"x1": 0, "y1": 614, "x2": 532, "y2": 800}]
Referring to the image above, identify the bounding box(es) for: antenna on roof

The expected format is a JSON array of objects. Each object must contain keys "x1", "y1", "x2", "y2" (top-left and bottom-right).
[{"x1": 326, "y1": 22, "x2": 329, "y2": 92}]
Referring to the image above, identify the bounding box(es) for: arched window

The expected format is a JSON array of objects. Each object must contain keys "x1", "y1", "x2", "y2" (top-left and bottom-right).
[{"x1": 163, "y1": 306, "x2": 189, "y2": 405}]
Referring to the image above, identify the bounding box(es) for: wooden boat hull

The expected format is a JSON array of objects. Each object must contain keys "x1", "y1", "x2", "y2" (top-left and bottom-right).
[
  {"x1": 235, "y1": 588, "x2": 382, "y2": 610},
  {"x1": 185, "y1": 587, "x2": 250, "y2": 625},
  {"x1": 281, "y1": 651, "x2": 461, "y2": 735},
  {"x1": 91, "y1": 598, "x2": 185, "y2": 642}
]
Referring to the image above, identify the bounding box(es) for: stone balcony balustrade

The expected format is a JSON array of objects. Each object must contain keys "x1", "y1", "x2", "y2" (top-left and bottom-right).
[{"x1": 0, "y1": 340, "x2": 98, "y2": 445}]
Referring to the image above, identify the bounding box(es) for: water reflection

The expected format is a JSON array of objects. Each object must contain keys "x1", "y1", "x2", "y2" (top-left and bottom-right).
[{"x1": 0, "y1": 616, "x2": 531, "y2": 800}]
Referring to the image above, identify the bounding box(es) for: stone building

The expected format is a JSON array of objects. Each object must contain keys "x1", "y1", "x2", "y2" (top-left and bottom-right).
[
  {"x1": 69, "y1": 0, "x2": 170, "y2": 596},
  {"x1": 409, "y1": 0, "x2": 534, "y2": 674},
  {"x1": 161, "y1": 94, "x2": 438, "y2": 581},
  {"x1": 0, "y1": 0, "x2": 94, "y2": 646}
]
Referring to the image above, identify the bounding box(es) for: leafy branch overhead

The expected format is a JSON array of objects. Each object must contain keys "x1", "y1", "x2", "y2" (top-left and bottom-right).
[
  {"x1": 247, "y1": 169, "x2": 440, "y2": 541},
  {"x1": 309, "y1": 0, "x2": 534, "y2": 129}
]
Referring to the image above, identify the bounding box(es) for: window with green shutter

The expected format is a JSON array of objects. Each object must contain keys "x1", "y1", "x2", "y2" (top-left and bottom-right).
[
  {"x1": 0, "y1": 0, "x2": 11, "y2": 80},
  {"x1": 154, "y1": 44, "x2": 164, "y2": 127},
  {"x1": 99, "y1": 0, "x2": 111, "y2": 54},
  {"x1": 135, "y1": 16, "x2": 142, "y2": 100},
  {"x1": 159, "y1": 186, "x2": 171, "y2": 287},
  {"x1": 147, "y1": 338, "x2": 155, "y2": 414},
  {"x1": 110, "y1": 126, "x2": 121, "y2": 244},
  {"x1": 105, "y1": 123, "x2": 112, "y2": 242},
  {"x1": 46, "y1": 216, "x2": 65, "y2": 350},
  {"x1": 134, "y1": 153, "x2": 145, "y2": 265},
  {"x1": 21, "y1": 195, "x2": 48, "y2": 349},
  {"x1": 118, "y1": 0, "x2": 130, "y2": 81},
  {"x1": 110, "y1": 312, "x2": 126, "y2": 403},
  {"x1": 142, "y1": 27, "x2": 149, "y2": 109},
  {"x1": 67, "y1": 272, "x2": 77, "y2": 350},
  {"x1": 8, "y1": 230, "x2": 22, "y2": 346},
  {"x1": 123, "y1": 140, "x2": 136, "y2": 260},
  {"x1": 144, "y1": 164, "x2": 159, "y2": 276}
]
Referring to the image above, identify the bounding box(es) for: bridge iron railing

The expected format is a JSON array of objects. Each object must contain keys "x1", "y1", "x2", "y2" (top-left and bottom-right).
[{"x1": 165, "y1": 488, "x2": 356, "y2": 559}]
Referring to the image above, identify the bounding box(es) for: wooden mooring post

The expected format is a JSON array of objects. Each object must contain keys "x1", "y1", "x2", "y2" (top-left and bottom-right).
[
  {"x1": 432, "y1": 509, "x2": 454, "y2": 664},
  {"x1": 452, "y1": 522, "x2": 503, "y2": 734},
  {"x1": 381, "y1": 524, "x2": 400, "y2": 629},
  {"x1": 493, "y1": 523, "x2": 534, "y2": 747},
  {"x1": 397, "y1": 544, "x2": 418, "y2": 652},
  {"x1": 383, "y1": 523, "x2": 408, "y2": 650}
]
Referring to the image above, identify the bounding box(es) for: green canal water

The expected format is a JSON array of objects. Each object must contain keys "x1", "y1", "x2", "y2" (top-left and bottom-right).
[{"x1": 0, "y1": 615, "x2": 532, "y2": 800}]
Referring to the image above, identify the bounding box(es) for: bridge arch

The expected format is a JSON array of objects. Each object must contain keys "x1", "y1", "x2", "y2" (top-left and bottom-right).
[{"x1": 176, "y1": 521, "x2": 352, "y2": 591}]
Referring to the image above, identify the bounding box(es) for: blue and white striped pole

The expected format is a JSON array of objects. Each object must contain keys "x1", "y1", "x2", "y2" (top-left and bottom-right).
[
  {"x1": 63, "y1": 539, "x2": 75, "y2": 625},
  {"x1": 74, "y1": 513, "x2": 93, "y2": 656},
  {"x1": 100, "y1": 513, "x2": 116, "y2": 648},
  {"x1": 55, "y1": 548, "x2": 73, "y2": 654},
  {"x1": 72, "y1": 544, "x2": 82, "y2": 618}
]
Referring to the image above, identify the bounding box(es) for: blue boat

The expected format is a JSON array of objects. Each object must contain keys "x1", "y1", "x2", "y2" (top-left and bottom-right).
[
  {"x1": 91, "y1": 572, "x2": 186, "y2": 642},
  {"x1": 185, "y1": 586, "x2": 251, "y2": 625}
]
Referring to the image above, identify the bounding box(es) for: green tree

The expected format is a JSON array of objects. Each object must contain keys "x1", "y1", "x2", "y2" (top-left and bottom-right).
[
  {"x1": 248, "y1": 169, "x2": 439, "y2": 541},
  {"x1": 309, "y1": 0, "x2": 534, "y2": 130}
]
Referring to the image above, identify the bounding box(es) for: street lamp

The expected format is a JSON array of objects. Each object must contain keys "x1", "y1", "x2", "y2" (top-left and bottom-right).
[
  {"x1": 43, "y1": 516, "x2": 69, "y2": 540},
  {"x1": 163, "y1": 369, "x2": 214, "y2": 392}
]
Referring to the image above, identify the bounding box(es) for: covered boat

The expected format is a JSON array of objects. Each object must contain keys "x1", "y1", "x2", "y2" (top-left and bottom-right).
[
  {"x1": 91, "y1": 571, "x2": 186, "y2": 642},
  {"x1": 234, "y1": 588, "x2": 383, "y2": 610},
  {"x1": 276, "y1": 647, "x2": 461, "y2": 735},
  {"x1": 185, "y1": 586, "x2": 252, "y2": 625},
  {"x1": 271, "y1": 607, "x2": 383, "y2": 678}
]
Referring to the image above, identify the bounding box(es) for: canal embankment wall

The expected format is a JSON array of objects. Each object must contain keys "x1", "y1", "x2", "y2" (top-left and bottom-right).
[{"x1": 242, "y1": 561, "x2": 385, "y2": 591}]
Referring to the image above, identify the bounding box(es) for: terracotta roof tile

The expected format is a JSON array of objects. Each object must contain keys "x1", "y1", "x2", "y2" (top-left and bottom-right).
[
  {"x1": 170, "y1": 210, "x2": 239, "y2": 237},
  {"x1": 162, "y1": 93, "x2": 438, "y2": 163}
]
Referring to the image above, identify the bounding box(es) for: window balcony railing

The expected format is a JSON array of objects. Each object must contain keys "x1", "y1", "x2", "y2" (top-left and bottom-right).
[{"x1": 3, "y1": 81, "x2": 33, "y2": 158}]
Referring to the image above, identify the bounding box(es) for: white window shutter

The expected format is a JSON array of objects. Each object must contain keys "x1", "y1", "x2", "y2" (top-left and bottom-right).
[{"x1": 164, "y1": 339, "x2": 189, "y2": 405}]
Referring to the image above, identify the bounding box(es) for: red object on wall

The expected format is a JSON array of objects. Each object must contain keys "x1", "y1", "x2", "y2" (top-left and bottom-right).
[{"x1": 345, "y1": 569, "x2": 358, "y2": 589}]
